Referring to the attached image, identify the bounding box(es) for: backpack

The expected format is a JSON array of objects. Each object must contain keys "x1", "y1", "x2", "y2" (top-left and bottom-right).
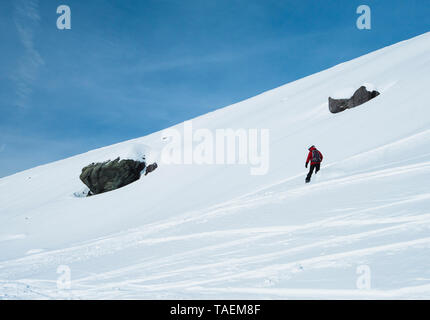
[{"x1": 312, "y1": 149, "x2": 321, "y2": 162}]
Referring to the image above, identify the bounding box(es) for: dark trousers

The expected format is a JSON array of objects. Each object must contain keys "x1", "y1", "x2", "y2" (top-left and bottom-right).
[{"x1": 306, "y1": 163, "x2": 320, "y2": 181}]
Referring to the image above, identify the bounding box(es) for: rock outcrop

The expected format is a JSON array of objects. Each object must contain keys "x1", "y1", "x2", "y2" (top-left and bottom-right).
[
  {"x1": 144, "y1": 163, "x2": 158, "y2": 176},
  {"x1": 80, "y1": 158, "x2": 146, "y2": 195},
  {"x1": 329, "y1": 86, "x2": 380, "y2": 113}
]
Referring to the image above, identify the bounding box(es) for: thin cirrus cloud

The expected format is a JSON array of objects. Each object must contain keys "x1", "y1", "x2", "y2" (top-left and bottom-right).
[{"x1": 11, "y1": 0, "x2": 44, "y2": 108}]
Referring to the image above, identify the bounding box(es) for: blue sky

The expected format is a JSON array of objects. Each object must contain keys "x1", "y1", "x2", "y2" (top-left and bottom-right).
[{"x1": 0, "y1": 0, "x2": 429, "y2": 177}]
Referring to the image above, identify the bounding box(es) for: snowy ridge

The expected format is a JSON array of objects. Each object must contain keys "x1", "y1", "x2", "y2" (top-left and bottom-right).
[{"x1": 1, "y1": 32, "x2": 430, "y2": 299}]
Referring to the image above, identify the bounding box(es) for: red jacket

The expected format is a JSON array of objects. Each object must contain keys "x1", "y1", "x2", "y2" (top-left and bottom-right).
[{"x1": 306, "y1": 147, "x2": 323, "y2": 165}]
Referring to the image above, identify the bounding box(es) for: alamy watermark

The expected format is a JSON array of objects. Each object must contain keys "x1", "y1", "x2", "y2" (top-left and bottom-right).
[
  {"x1": 56, "y1": 265, "x2": 72, "y2": 291},
  {"x1": 356, "y1": 5, "x2": 371, "y2": 30},
  {"x1": 160, "y1": 121, "x2": 270, "y2": 175},
  {"x1": 56, "y1": 5, "x2": 71, "y2": 30},
  {"x1": 356, "y1": 264, "x2": 371, "y2": 290},
  {"x1": 54, "y1": 4, "x2": 371, "y2": 31}
]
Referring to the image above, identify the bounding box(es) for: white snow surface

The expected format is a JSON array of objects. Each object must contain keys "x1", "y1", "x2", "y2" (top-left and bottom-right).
[{"x1": 1, "y1": 32, "x2": 430, "y2": 299}]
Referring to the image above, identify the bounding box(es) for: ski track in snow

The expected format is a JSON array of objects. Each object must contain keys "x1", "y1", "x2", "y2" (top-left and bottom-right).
[{"x1": 1, "y1": 158, "x2": 430, "y2": 299}]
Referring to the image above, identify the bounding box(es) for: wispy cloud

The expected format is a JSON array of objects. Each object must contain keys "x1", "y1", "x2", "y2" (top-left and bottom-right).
[{"x1": 12, "y1": 0, "x2": 44, "y2": 108}]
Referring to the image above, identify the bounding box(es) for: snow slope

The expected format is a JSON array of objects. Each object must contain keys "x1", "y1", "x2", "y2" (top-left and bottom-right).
[{"x1": 1, "y1": 32, "x2": 430, "y2": 299}]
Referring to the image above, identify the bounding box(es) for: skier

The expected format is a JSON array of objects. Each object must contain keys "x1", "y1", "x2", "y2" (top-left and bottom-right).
[{"x1": 305, "y1": 145, "x2": 323, "y2": 183}]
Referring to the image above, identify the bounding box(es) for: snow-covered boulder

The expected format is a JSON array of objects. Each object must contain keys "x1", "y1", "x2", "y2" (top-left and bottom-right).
[
  {"x1": 329, "y1": 86, "x2": 380, "y2": 113},
  {"x1": 80, "y1": 158, "x2": 146, "y2": 195}
]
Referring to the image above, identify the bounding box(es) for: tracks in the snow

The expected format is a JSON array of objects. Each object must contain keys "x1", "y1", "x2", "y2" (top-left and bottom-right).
[{"x1": 1, "y1": 160, "x2": 430, "y2": 298}]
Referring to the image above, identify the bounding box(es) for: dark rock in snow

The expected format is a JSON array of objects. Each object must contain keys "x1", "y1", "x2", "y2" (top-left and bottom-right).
[
  {"x1": 80, "y1": 158, "x2": 146, "y2": 195},
  {"x1": 329, "y1": 86, "x2": 380, "y2": 113},
  {"x1": 144, "y1": 162, "x2": 158, "y2": 176}
]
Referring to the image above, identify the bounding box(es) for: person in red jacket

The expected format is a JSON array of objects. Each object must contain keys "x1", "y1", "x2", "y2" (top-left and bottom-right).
[{"x1": 305, "y1": 145, "x2": 323, "y2": 183}]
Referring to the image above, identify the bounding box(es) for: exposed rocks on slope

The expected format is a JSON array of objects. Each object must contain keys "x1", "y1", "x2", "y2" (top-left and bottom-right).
[
  {"x1": 329, "y1": 86, "x2": 380, "y2": 113},
  {"x1": 79, "y1": 158, "x2": 146, "y2": 195},
  {"x1": 144, "y1": 163, "x2": 158, "y2": 176}
]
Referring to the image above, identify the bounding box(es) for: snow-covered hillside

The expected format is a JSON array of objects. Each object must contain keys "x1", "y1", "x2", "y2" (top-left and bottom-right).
[{"x1": 1, "y1": 32, "x2": 430, "y2": 299}]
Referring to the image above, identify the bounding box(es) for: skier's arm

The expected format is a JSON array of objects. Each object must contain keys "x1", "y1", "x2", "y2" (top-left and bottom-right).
[{"x1": 319, "y1": 151, "x2": 323, "y2": 162}]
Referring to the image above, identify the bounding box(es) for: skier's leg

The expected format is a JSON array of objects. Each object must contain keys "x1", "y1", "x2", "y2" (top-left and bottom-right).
[
  {"x1": 306, "y1": 166, "x2": 312, "y2": 180},
  {"x1": 305, "y1": 165, "x2": 312, "y2": 182},
  {"x1": 315, "y1": 163, "x2": 320, "y2": 174},
  {"x1": 306, "y1": 164, "x2": 315, "y2": 181}
]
